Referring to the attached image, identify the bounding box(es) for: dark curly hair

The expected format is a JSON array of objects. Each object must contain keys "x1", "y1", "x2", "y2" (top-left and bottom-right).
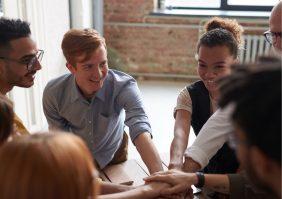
[
  {"x1": 0, "y1": 17, "x2": 31, "y2": 55},
  {"x1": 197, "y1": 17, "x2": 244, "y2": 59}
]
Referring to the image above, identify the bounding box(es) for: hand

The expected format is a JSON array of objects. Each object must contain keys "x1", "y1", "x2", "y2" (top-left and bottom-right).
[
  {"x1": 141, "y1": 182, "x2": 171, "y2": 198},
  {"x1": 144, "y1": 169, "x2": 198, "y2": 195}
]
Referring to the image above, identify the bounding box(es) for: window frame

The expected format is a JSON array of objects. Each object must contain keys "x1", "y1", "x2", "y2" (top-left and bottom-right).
[{"x1": 163, "y1": 0, "x2": 274, "y2": 12}]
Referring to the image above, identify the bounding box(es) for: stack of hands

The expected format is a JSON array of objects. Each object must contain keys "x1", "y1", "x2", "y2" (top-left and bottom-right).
[{"x1": 142, "y1": 170, "x2": 198, "y2": 199}]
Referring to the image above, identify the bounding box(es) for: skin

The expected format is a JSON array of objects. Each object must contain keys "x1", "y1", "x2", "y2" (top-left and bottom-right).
[
  {"x1": 197, "y1": 45, "x2": 234, "y2": 100},
  {"x1": 269, "y1": 2, "x2": 282, "y2": 53},
  {"x1": 183, "y1": 1, "x2": 282, "y2": 175},
  {"x1": 67, "y1": 45, "x2": 163, "y2": 174},
  {"x1": 0, "y1": 37, "x2": 42, "y2": 95},
  {"x1": 66, "y1": 45, "x2": 109, "y2": 99},
  {"x1": 144, "y1": 169, "x2": 229, "y2": 195},
  {"x1": 234, "y1": 126, "x2": 281, "y2": 198},
  {"x1": 99, "y1": 182, "x2": 171, "y2": 199},
  {"x1": 169, "y1": 45, "x2": 235, "y2": 170}
]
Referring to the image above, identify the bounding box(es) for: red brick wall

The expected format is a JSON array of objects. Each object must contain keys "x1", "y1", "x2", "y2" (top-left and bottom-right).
[{"x1": 104, "y1": 0, "x2": 269, "y2": 76}]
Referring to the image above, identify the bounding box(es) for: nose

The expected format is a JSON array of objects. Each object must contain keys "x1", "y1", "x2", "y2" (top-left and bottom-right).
[
  {"x1": 205, "y1": 69, "x2": 216, "y2": 79},
  {"x1": 273, "y1": 35, "x2": 281, "y2": 50},
  {"x1": 92, "y1": 67, "x2": 104, "y2": 80},
  {"x1": 34, "y1": 59, "x2": 42, "y2": 71}
]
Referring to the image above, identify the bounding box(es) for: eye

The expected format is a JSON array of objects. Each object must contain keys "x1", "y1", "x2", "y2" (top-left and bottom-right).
[
  {"x1": 198, "y1": 63, "x2": 206, "y2": 68},
  {"x1": 99, "y1": 61, "x2": 107, "y2": 68},
  {"x1": 82, "y1": 64, "x2": 93, "y2": 70},
  {"x1": 20, "y1": 59, "x2": 32, "y2": 65},
  {"x1": 215, "y1": 65, "x2": 224, "y2": 69}
]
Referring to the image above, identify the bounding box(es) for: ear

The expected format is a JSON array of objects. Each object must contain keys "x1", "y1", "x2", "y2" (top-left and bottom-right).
[{"x1": 66, "y1": 63, "x2": 77, "y2": 74}]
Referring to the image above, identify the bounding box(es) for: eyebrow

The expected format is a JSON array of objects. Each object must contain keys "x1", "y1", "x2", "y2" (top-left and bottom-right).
[
  {"x1": 198, "y1": 59, "x2": 207, "y2": 64},
  {"x1": 213, "y1": 61, "x2": 226, "y2": 65},
  {"x1": 20, "y1": 53, "x2": 37, "y2": 60},
  {"x1": 198, "y1": 59, "x2": 226, "y2": 65}
]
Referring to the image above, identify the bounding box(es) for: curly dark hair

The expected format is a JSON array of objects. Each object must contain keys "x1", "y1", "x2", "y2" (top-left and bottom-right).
[
  {"x1": 197, "y1": 17, "x2": 244, "y2": 58},
  {"x1": 218, "y1": 58, "x2": 281, "y2": 164},
  {"x1": 0, "y1": 17, "x2": 31, "y2": 55}
]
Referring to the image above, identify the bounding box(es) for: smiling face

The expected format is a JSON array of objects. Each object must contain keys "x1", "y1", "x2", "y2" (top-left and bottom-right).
[
  {"x1": 0, "y1": 37, "x2": 42, "y2": 93},
  {"x1": 197, "y1": 45, "x2": 235, "y2": 95},
  {"x1": 67, "y1": 45, "x2": 108, "y2": 99}
]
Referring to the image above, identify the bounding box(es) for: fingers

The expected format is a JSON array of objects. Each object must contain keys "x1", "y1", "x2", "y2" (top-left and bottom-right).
[
  {"x1": 161, "y1": 185, "x2": 187, "y2": 195},
  {"x1": 144, "y1": 174, "x2": 171, "y2": 183}
]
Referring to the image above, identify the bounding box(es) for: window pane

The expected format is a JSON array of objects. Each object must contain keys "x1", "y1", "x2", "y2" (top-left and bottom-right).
[
  {"x1": 228, "y1": 0, "x2": 277, "y2": 6},
  {"x1": 0, "y1": 0, "x2": 2, "y2": 13},
  {"x1": 166, "y1": 0, "x2": 220, "y2": 8}
]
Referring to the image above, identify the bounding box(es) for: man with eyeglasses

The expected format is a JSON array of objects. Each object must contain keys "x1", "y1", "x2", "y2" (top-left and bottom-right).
[
  {"x1": 145, "y1": 2, "x2": 282, "y2": 198},
  {"x1": 264, "y1": 1, "x2": 282, "y2": 54},
  {"x1": 0, "y1": 17, "x2": 43, "y2": 135},
  {"x1": 182, "y1": 1, "x2": 281, "y2": 175}
]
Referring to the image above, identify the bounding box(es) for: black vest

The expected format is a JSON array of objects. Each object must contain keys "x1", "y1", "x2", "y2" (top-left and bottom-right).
[{"x1": 187, "y1": 81, "x2": 239, "y2": 174}]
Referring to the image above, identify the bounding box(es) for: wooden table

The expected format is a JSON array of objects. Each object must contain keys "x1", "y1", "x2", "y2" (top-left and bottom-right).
[{"x1": 100, "y1": 155, "x2": 208, "y2": 198}]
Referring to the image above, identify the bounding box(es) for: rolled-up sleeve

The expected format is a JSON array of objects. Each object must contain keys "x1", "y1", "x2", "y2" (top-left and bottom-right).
[
  {"x1": 173, "y1": 87, "x2": 192, "y2": 118},
  {"x1": 116, "y1": 80, "x2": 152, "y2": 141},
  {"x1": 184, "y1": 105, "x2": 234, "y2": 168}
]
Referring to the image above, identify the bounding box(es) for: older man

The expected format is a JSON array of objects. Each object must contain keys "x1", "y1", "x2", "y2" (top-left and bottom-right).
[{"x1": 183, "y1": 0, "x2": 282, "y2": 174}]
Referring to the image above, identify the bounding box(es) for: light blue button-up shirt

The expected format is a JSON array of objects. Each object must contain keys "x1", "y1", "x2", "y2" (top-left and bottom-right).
[{"x1": 43, "y1": 70, "x2": 152, "y2": 168}]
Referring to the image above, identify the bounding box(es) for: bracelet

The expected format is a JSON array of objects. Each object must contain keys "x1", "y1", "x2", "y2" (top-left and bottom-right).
[{"x1": 195, "y1": 172, "x2": 205, "y2": 188}]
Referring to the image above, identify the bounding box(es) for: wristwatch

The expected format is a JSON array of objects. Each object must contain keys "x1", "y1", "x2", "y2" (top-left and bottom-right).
[{"x1": 195, "y1": 172, "x2": 205, "y2": 188}]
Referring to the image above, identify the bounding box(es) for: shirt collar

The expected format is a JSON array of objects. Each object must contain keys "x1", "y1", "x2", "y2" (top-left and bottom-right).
[
  {"x1": 70, "y1": 76, "x2": 82, "y2": 103},
  {"x1": 70, "y1": 75, "x2": 107, "y2": 103}
]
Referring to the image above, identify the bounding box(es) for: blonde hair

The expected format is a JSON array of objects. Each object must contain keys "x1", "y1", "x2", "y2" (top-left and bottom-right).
[
  {"x1": 0, "y1": 132, "x2": 99, "y2": 199},
  {"x1": 61, "y1": 28, "x2": 106, "y2": 66}
]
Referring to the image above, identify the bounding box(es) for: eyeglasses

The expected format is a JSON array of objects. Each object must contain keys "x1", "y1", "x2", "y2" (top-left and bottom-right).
[
  {"x1": 0, "y1": 49, "x2": 44, "y2": 71},
  {"x1": 263, "y1": 30, "x2": 282, "y2": 45}
]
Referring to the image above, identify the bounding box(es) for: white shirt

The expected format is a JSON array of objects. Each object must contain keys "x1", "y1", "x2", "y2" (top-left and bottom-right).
[{"x1": 184, "y1": 104, "x2": 234, "y2": 168}]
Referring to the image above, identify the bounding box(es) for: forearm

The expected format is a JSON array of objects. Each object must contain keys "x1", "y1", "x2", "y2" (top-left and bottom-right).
[
  {"x1": 204, "y1": 174, "x2": 230, "y2": 194},
  {"x1": 170, "y1": 110, "x2": 191, "y2": 169},
  {"x1": 183, "y1": 157, "x2": 201, "y2": 172},
  {"x1": 134, "y1": 133, "x2": 163, "y2": 174},
  {"x1": 99, "y1": 181, "x2": 134, "y2": 195},
  {"x1": 169, "y1": 132, "x2": 188, "y2": 169},
  {"x1": 98, "y1": 182, "x2": 169, "y2": 199}
]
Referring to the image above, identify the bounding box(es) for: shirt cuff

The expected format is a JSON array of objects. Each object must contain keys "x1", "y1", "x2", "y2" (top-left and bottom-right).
[
  {"x1": 184, "y1": 146, "x2": 209, "y2": 169},
  {"x1": 129, "y1": 124, "x2": 152, "y2": 142}
]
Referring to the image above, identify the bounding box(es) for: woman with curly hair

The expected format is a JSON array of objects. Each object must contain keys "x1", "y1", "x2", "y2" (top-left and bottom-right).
[{"x1": 169, "y1": 17, "x2": 244, "y2": 174}]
